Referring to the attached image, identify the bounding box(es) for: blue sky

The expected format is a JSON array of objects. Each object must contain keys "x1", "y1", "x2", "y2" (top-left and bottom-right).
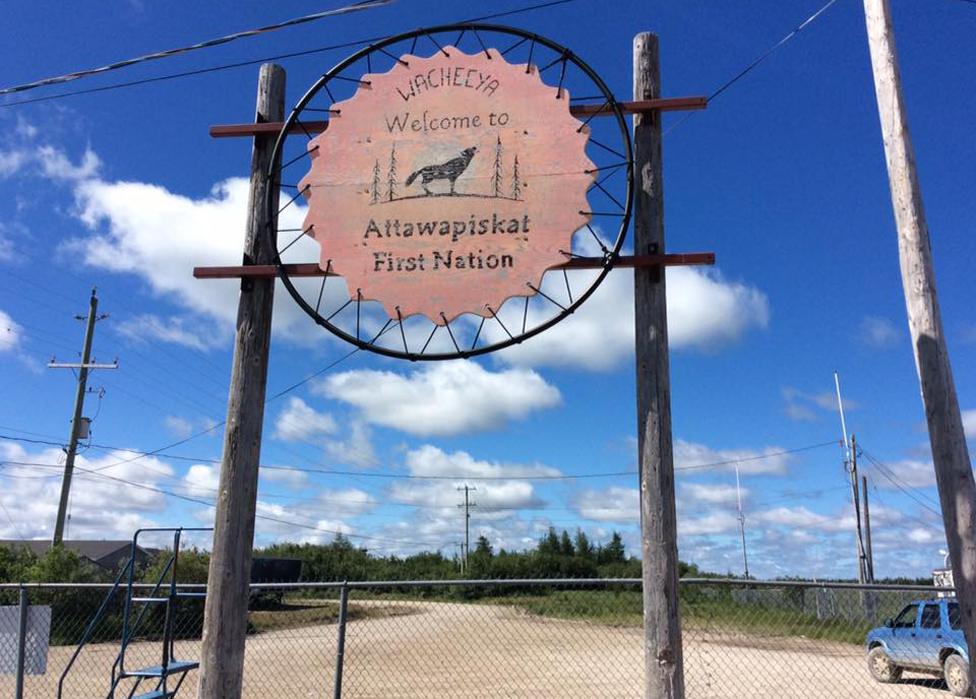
[{"x1": 0, "y1": 0, "x2": 973, "y2": 580}]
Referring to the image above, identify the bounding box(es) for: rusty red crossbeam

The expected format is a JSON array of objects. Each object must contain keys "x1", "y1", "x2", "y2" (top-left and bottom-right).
[
  {"x1": 208, "y1": 96, "x2": 706, "y2": 138},
  {"x1": 193, "y1": 253, "x2": 714, "y2": 279}
]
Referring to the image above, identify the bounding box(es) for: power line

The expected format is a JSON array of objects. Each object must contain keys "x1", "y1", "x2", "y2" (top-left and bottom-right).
[
  {"x1": 0, "y1": 0, "x2": 580, "y2": 109},
  {"x1": 0, "y1": 0, "x2": 395, "y2": 97},
  {"x1": 673, "y1": 440, "x2": 840, "y2": 471},
  {"x1": 860, "y1": 448, "x2": 943, "y2": 518},
  {"x1": 0, "y1": 433, "x2": 840, "y2": 481},
  {"x1": 665, "y1": 0, "x2": 842, "y2": 135},
  {"x1": 1, "y1": 457, "x2": 445, "y2": 550}
]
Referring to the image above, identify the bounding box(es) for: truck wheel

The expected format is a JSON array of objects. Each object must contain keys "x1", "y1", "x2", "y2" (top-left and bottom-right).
[
  {"x1": 868, "y1": 646, "x2": 902, "y2": 683},
  {"x1": 944, "y1": 654, "x2": 970, "y2": 697}
]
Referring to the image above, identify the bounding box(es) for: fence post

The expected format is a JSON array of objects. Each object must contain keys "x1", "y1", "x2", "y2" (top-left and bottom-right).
[
  {"x1": 15, "y1": 587, "x2": 28, "y2": 699},
  {"x1": 333, "y1": 583, "x2": 350, "y2": 699}
]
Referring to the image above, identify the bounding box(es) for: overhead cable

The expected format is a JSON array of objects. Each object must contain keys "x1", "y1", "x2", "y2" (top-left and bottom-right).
[
  {"x1": 0, "y1": 0, "x2": 395, "y2": 97},
  {"x1": 1, "y1": 0, "x2": 580, "y2": 108}
]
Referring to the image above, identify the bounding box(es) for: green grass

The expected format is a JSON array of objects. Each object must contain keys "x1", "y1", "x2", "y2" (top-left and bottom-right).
[{"x1": 477, "y1": 589, "x2": 872, "y2": 645}]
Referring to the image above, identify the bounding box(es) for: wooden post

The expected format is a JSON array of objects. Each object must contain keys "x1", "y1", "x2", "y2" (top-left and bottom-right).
[
  {"x1": 197, "y1": 63, "x2": 285, "y2": 699},
  {"x1": 633, "y1": 32, "x2": 685, "y2": 699},
  {"x1": 863, "y1": 0, "x2": 976, "y2": 690}
]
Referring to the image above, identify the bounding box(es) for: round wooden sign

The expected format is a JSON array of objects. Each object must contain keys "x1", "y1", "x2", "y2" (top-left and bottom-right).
[{"x1": 300, "y1": 46, "x2": 595, "y2": 325}]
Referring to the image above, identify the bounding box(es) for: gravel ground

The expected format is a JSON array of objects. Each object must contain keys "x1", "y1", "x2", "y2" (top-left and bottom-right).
[{"x1": 3, "y1": 600, "x2": 952, "y2": 698}]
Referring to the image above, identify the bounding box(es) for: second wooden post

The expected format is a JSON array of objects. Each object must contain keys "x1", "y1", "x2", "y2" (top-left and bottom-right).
[{"x1": 633, "y1": 32, "x2": 685, "y2": 698}]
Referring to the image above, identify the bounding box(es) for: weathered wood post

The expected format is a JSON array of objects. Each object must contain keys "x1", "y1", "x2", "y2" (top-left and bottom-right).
[
  {"x1": 633, "y1": 32, "x2": 685, "y2": 699},
  {"x1": 862, "y1": 0, "x2": 976, "y2": 693},
  {"x1": 197, "y1": 62, "x2": 285, "y2": 699}
]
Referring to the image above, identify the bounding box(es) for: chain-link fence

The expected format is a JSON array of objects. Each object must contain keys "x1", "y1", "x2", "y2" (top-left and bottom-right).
[{"x1": 0, "y1": 579, "x2": 963, "y2": 697}]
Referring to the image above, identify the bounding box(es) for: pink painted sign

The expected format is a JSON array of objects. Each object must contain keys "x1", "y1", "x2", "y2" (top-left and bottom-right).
[{"x1": 300, "y1": 46, "x2": 595, "y2": 324}]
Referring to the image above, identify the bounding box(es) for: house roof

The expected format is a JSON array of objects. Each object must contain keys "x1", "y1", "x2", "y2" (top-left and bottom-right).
[{"x1": 0, "y1": 539, "x2": 146, "y2": 567}]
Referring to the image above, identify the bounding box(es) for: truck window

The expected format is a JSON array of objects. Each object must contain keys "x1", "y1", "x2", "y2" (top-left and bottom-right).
[
  {"x1": 920, "y1": 603, "x2": 940, "y2": 629},
  {"x1": 893, "y1": 604, "x2": 919, "y2": 628},
  {"x1": 948, "y1": 602, "x2": 962, "y2": 630}
]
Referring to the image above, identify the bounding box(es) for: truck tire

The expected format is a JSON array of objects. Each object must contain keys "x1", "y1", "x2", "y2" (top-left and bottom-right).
[
  {"x1": 868, "y1": 646, "x2": 902, "y2": 684},
  {"x1": 944, "y1": 654, "x2": 970, "y2": 697}
]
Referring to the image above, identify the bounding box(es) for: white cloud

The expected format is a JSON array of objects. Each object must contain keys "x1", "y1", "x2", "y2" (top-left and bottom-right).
[
  {"x1": 963, "y1": 410, "x2": 976, "y2": 440},
  {"x1": 488, "y1": 263, "x2": 769, "y2": 371},
  {"x1": 164, "y1": 415, "x2": 194, "y2": 439},
  {"x1": 318, "y1": 488, "x2": 377, "y2": 517},
  {"x1": 388, "y1": 446, "x2": 556, "y2": 519},
  {"x1": 116, "y1": 314, "x2": 220, "y2": 351},
  {"x1": 674, "y1": 439, "x2": 793, "y2": 476},
  {"x1": 782, "y1": 386, "x2": 857, "y2": 420},
  {"x1": 0, "y1": 310, "x2": 21, "y2": 352},
  {"x1": 37, "y1": 145, "x2": 101, "y2": 180},
  {"x1": 573, "y1": 486, "x2": 638, "y2": 522},
  {"x1": 273, "y1": 397, "x2": 338, "y2": 443},
  {"x1": 0, "y1": 149, "x2": 27, "y2": 178},
  {"x1": 405, "y1": 445, "x2": 561, "y2": 479},
  {"x1": 860, "y1": 316, "x2": 901, "y2": 348},
  {"x1": 63, "y1": 173, "x2": 341, "y2": 345},
  {"x1": 260, "y1": 466, "x2": 309, "y2": 490},
  {"x1": 182, "y1": 464, "x2": 220, "y2": 497},
  {"x1": 325, "y1": 419, "x2": 378, "y2": 469},
  {"x1": 874, "y1": 459, "x2": 938, "y2": 489},
  {"x1": 319, "y1": 361, "x2": 561, "y2": 437},
  {"x1": 0, "y1": 443, "x2": 175, "y2": 540},
  {"x1": 683, "y1": 482, "x2": 747, "y2": 506},
  {"x1": 680, "y1": 511, "x2": 741, "y2": 536}
]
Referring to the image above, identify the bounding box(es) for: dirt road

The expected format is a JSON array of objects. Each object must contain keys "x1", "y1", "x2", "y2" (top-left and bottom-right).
[{"x1": 4, "y1": 599, "x2": 951, "y2": 697}]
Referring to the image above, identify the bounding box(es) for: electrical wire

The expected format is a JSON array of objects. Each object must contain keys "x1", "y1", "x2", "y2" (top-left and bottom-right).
[
  {"x1": 860, "y1": 448, "x2": 943, "y2": 518},
  {"x1": 0, "y1": 433, "x2": 840, "y2": 482},
  {"x1": 1, "y1": 457, "x2": 445, "y2": 550},
  {"x1": 0, "y1": 0, "x2": 581, "y2": 109},
  {"x1": 0, "y1": 0, "x2": 395, "y2": 96},
  {"x1": 665, "y1": 0, "x2": 842, "y2": 136}
]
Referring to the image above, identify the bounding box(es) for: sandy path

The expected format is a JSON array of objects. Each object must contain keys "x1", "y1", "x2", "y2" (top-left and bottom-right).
[{"x1": 2, "y1": 600, "x2": 951, "y2": 698}]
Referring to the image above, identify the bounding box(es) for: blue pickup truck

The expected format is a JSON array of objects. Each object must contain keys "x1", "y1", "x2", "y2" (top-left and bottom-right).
[{"x1": 866, "y1": 597, "x2": 970, "y2": 696}]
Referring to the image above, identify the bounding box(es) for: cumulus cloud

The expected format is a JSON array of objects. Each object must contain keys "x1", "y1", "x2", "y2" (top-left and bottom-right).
[
  {"x1": 62, "y1": 174, "x2": 346, "y2": 345},
  {"x1": 116, "y1": 314, "x2": 221, "y2": 352},
  {"x1": 963, "y1": 410, "x2": 976, "y2": 440},
  {"x1": 674, "y1": 439, "x2": 793, "y2": 476},
  {"x1": 0, "y1": 309, "x2": 21, "y2": 352},
  {"x1": 682, "y1": 482, "x2": 747, "y2": 506},
  {"x1": 782, "y1": 386, "x2": 857, "y2": 422},
  {"x1": 487, "y1": 265, "x2": 769, "y2": 371},
  {"x1": 318, "y1": 361, "x2": 561, "y2": 437},
  {"x1": 0, "y1": 443, "x2": 174, "y2": 540},
  {"x1": 859, "y1": 316, "x2": 901, "y2": 348},
  {"x1": 273, "y1": 397, "x2": 338, "y2": 443},
  {"x1": 325, "y1": 419, "x2": 378, "y2": 469},
  {"x1": 388, "y1": 445, "x2": 556, "y2": 519},
  {"x1": 164, "y1": 415, "x2": 194, "y2": 439},
  {"x1": 573, "y1": 486, "x2": 638, "y2": 523}
]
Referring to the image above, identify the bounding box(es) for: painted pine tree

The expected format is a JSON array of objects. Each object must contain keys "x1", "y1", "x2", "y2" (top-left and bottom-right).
[
  {"x1": 490, "y1": 136, "x2": 503, "y2": 198},
  {"x1": 386, "y1": 143, "x2": 398, "y2": 202},
  {"x1": 511, "y1": 155, "x2": 522, "y2": 200},
  {"x1": 370, "y1": 159, "x2": 381, "y2": 204}
]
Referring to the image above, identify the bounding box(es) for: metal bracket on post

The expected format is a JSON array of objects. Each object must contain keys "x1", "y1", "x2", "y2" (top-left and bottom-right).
[{"x1": 333, "y1": 583, "x2": 350, "y2": 699}]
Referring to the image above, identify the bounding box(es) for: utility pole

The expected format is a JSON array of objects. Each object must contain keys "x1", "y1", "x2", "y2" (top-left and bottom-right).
[
  {"x1": 862, "y1": 475, "x2": 874, "y2": 582},
  {"x1": 457, "y1": 485, "x2": 476, "y2": 574},
  {"x1": 49, "y1": 288, "x2": 116, "y2": 546},
  {"x1": 734, "y1": 464, "x2": 749, "y2": 579},
  {"x1": 633, "y1": 32, "x2": 684, "y2": 699},
  {"x1": 863, "y1": 0, "x2": 976, "y2": 687},
  {"x1": 834, "y1": 374, "x2": 867, "y2": 584},
  {"x1": 197, "y1": 63, "x2": 284, "y2": 699}
]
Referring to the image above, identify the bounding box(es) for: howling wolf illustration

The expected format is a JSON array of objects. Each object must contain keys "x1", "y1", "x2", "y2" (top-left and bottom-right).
[{"x1": 405, "y1": 147, "x2": 477, "y2": 196}]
